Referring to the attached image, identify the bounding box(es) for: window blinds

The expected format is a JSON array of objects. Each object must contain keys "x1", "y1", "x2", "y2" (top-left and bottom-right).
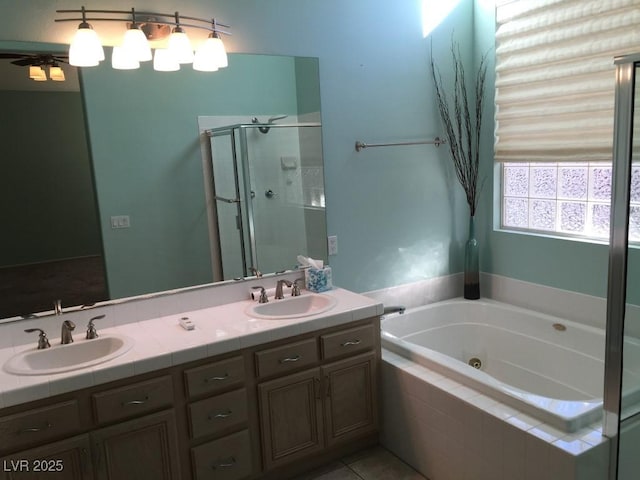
[{"x1": 494, "y1": 0, "x2": 640, "y2": 162}]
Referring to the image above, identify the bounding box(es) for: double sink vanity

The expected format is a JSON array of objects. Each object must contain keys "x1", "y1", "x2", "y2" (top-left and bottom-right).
[{"x1": 0, "y1": 276, "x2": 382, "y2": 480}]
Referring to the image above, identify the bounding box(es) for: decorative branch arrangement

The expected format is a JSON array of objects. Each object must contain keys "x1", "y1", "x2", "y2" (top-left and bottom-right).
[{"x1": 429, "y1": 41, "x2": 488, "y2": 217}]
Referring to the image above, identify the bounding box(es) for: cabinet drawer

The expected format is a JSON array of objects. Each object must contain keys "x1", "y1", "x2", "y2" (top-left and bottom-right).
[
  {"x1": 255, "y1": 338, "x2": 318, "y2": 378},
  {"x1": 92, "y1": 376, "x2": 173, "y2": 425},
  {"x1": 321, "y1": 324, "x2": 375, "y2": 360},
  {"x1": 184, "y1": 356, "x2": 245, "y2": 398},
  {"x1": 0, "y1": 400, "x2": 81, "y2": 452},
  {"x1": 189, "y1": 388, "x2": 248, "y2": 440},
  {"x1": 191, "y1": 429, "x2": 252, "y2": 480}
]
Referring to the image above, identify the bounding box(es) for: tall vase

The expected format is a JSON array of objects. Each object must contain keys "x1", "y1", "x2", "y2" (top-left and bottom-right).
[{"x1": 464, "y1": 215, "x2": 480, "y2": 300}]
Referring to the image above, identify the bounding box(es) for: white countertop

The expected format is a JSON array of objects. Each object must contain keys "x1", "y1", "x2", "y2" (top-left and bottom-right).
[{"x1": 0, "y1": 288, "x2": 382, "y2": 409}]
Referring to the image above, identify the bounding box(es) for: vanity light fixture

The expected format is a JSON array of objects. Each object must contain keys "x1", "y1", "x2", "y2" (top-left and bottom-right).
[
  {"x1": 56, "y1": 7, "x2": 231, "y2": 73},
  {"x1": 167, "y1": 13, "x2": 194, "y2": 64},
  {"x1": 68, "y1": 7, "x2": 105, "y2": 67},
  {"x1": 153, "y1": 48, "x2": 180, "y2": 72},
  {"x1": 193, "y1": 20, "x2": 228, "y2": 72}
]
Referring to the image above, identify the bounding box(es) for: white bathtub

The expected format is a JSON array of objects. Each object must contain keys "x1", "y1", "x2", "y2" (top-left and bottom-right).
[{"x1": 381, "y1": 298, "x2": 640, "y2": 432}]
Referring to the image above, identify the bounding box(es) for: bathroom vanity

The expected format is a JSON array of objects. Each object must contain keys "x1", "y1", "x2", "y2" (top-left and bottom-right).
[{"x1": 0, "y1": 287, "x2": 382, "y2": 480}]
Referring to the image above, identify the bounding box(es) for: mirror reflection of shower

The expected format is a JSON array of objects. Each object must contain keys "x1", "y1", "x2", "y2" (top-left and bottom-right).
[
  {"x1": 203, "y1": 118, "x2": 326, "y2": 281},
  {"x1": 251, "y1": 115, "x2": 288, "y2": 134}
]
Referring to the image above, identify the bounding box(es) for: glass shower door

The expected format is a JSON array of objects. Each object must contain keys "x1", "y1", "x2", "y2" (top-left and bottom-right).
[
  {"x1": 605, "y1": 54, "x2": 640, "y2": 480},
  {"x1": 209, "y1": 129, "x2": 249, "y2": 280},
  {"x1": 242, "y1": 124, "x2": 316, "y2": 274},
  {"x1": 616, "y1": 59, "x2": 640, "y2": 480}
]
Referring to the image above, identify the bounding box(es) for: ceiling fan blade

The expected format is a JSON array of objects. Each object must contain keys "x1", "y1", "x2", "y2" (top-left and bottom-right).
[{"x1": 11, "y1": 57, "x2": 38, "y2": 66}]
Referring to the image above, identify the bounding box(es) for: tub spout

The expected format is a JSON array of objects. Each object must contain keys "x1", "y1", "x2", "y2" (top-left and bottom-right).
[{"x1": 383, "y1": 305, "x2": 406, "y2": 315}]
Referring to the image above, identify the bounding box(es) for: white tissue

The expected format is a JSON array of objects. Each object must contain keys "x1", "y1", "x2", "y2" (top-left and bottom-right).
[{"x1": 297, "y1": 255, "x2": 323, "y2": 269}]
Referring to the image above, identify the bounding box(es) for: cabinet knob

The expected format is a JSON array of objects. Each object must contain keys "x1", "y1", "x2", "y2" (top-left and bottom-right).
[{"x1": 341, "y1": 339, "x2": 361, "y2": 347}]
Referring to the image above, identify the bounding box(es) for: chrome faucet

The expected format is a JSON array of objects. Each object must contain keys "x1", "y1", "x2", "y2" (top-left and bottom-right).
[
  {"x1": 61, "y1": 320, "x2": 76, "y2": 344},
  {"x1": 86, "y1": 315, "x2": 105, "y2": 339},
  {"x1": 252, "y1": 286, "x2": 269, "y2": 303},
  {"x1": 24, "y1": 328, "x2": 51, "y2": 349},
  {"x1": 275, "y1": 279, "x2": 293, "y2": 299}
]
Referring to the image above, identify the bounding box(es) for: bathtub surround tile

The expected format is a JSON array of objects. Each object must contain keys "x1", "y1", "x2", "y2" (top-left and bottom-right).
[
  {"x1": 529, "y1": 422, "x2": 566, "y2": 443},
  {"x1": 381, "y1": 351, "x2": 609, "y2": 480},
  {"x1": 364, "y1": 273, "x2": 462, "y2": 311},
  {"x1": 480, "y1": 273, "x2": 607, "y2": 330}
]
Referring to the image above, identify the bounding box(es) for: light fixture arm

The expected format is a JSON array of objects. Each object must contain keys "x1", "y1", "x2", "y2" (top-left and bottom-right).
[{"x1": 56, "y1": 8, "x2": 231, "y2": 36}]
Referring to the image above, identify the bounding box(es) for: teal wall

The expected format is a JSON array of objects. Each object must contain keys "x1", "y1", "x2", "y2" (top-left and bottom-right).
[
  {"x1": 81, "y1": 53, "x2": 304, "y2": 298},
  {"x1": 2, "y1": 0, "x2": 634, "y2": 301},
  {"x1": 0, "y1": 90, "x2": 101, "y2": 266}
]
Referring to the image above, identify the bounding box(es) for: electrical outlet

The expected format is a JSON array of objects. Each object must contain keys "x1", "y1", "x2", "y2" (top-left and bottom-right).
[
  {"x1": 110, "y1": 215, "x2": 130, "y2": 229},
  {"x1": 327, "y1": 235, "x2": 338, "y2": 256}
]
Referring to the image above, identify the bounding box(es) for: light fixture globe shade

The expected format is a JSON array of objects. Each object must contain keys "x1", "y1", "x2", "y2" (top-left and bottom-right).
[
  {"x1": 193, "y1": 36, "x2": 227, "y2": 71},
  {"x1": 167, "y1": 30, "x2": 194, "y2": 64},
  {"x1": 112, "y1": 46, "x2": 140, "y2": 70},
  {"x1": 69, "y1": 25, "x2": 105, "y2": 67},
  {"x1": 122, "y1": 28, "x2": 152, "y2": 62},
  {"x1": 153, "y1": 48, "x2": 180, "y2": 72}
]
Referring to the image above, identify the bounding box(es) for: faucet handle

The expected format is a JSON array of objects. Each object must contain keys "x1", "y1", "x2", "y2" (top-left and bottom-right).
[
  {"x1": 24, "y1": 328, "x2": 51, "y2": 349},
  {"x1": 292, "y1": 279, "x2": 303, "y2": 297},
  {"x1": 86, "y1": 314, "x2": 105, "y2": 339},
  {"x1": 252, "y1": 286, "x2": 269, "y2": 304}
]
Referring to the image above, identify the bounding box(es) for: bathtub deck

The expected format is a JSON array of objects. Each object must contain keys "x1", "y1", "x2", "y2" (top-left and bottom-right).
[{"x1": 381, "y1": 349, "x2": 609, "y2": 480}]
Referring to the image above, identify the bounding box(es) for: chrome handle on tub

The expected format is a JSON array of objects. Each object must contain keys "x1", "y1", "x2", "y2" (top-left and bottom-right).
[
  {"x1": 122, "y1": 396, "x2": 149, "y2": 406},
  {"x1": 341, "y1": 339, "x2": 361, "y2": 347},
  {"x1": 205, "y1": 373, "x2": 229, "y2": 383},
  {"x1": 209, "y1": 410, "x2": 233, "y2": 420},
  {"x1": 279, "y1": 354, "x2": 301, "y2": 363},
  {"x1": 212, "y1": 457, "x2": 236, "y2": 469},
  {"x1": 19, "y1": 422, "x2": 52, "y2": 433}
]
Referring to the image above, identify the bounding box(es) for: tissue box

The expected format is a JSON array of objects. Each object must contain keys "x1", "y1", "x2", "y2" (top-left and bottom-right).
[{"x1": 305, "y1": 267, "x2": 332, "y2": 292}]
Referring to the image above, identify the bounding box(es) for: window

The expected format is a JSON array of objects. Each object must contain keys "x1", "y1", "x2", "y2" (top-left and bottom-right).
[
  {"x1": 495, "y1": 0, "x2": 640, "y2": 241},
  {"x1": 502, "y1": 162, "x2": 640, "y2": 241}
]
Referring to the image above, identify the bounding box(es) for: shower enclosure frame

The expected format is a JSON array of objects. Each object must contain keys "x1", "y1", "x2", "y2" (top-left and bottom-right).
[
  {"x1": 604, "y1": 52, "x2": 639, "y2": 480},
  {"x1": 205, "y1": 122, "x2": 322, "y2": 280}
]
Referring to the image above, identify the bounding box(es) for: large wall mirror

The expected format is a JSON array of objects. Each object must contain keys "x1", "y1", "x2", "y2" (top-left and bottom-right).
[{"x1": 0, "y1": 41, "x2": 327, "y2": 321}]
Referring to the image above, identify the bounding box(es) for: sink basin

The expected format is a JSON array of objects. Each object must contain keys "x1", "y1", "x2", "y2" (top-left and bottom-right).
[
  {"x1": 4, "y1": 334, "x2": 134, "y2": 375},
  {"x1": 246, "y1": 293, "x2": 337, "y2": 319}
]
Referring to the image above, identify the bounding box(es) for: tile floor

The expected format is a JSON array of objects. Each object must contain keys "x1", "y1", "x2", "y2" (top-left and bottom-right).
[{"x1": 292, "y1": 445, "x2": 427, "y2": 480}]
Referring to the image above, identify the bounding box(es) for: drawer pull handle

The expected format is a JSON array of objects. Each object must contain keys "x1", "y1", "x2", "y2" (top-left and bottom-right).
[
  {"x1": 122, "y1": 396, "x2": 149, "y2": 406},
  {"x1": 341, "y1": 339, "x2": 361, "y2": 347},
  {"x1": 205, "y1": 373, "x2": 229, "y2": 383},
  {"x1": 19, "y1": 422, "x2": 52, "y2": 433},
  {"x1": 209, "y1": 410, "x2": 233, "y2": 420},
  {"x1": 213, "y1": 456, "x2": 236, "y2": 469},
  {"x1": 279, "y1": 355, "x2": 301, "y2": 363}
]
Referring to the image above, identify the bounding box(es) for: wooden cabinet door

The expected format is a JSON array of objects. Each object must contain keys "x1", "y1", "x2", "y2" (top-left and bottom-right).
[
  {"x1": 321, "y1": 352, "x2": 377, "y2": 447},
  {"x1": 91, "y1": 410, "x2": 180, "y2": 480},
  {"x1": 258, "y1": 368, "x2": 323, "y2": 470},
  {"x1": 0, "y1": 434, "x2": 93, "y2": 480}
]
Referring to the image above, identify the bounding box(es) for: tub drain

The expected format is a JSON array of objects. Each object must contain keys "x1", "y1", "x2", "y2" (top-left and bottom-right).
[{"x1": 468, "y1": 357, "x2": 482, "y2": 369}]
